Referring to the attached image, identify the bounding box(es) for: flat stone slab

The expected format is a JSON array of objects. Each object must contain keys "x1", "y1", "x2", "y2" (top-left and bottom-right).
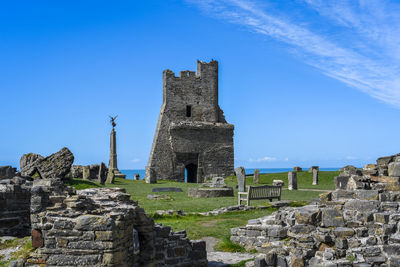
[
  {"x1": 188, "y1": 187, "x2": 234, "y2": 198},
  {"x1": 152, "y1": 187, "x2": 183, "y2": 192}
]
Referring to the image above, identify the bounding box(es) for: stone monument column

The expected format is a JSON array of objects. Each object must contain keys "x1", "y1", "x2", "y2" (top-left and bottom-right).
[{"x1": 106, "y1": 116, "x2": 126, "y2": 184}]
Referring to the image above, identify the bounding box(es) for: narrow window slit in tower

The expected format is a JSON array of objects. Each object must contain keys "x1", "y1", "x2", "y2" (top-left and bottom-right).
[{"x1": 186, "y1": 105, "x2": 192, "y2": 117}]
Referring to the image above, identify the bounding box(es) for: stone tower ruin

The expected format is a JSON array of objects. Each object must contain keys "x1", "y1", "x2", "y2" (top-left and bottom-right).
[{"x1": 145, "y1": 60, "x2": 234, "y2": 183}]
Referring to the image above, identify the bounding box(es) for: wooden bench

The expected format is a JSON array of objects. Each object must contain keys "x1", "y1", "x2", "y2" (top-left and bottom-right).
[{"x1": 238, "y1": 185, "x2": 282, "y2": 206}]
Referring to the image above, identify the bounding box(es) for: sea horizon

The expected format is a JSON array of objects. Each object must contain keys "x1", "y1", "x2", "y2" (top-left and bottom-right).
[{"x1": 120, "y1": 167, "x2": 343, "y2": 180}]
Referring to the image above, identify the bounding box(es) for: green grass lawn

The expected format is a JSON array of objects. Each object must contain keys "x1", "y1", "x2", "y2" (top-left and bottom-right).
[
  {"x1": 66, "y1": 170, "x2": 338, "y2": 254},
  {"x1": 230, "y1": 170, "x2": 339, "y2": 191},
  {"x1": 67, "y1": 170, "x2": 337, "y2": 213}
]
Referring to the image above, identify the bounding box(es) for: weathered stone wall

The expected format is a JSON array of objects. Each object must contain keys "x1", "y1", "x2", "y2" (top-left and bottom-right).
[
  {"x1": 0, "y1": 165, "x2": 17, "y2": 179},
  {"x1": 25, "y1": 180, "x2": 207, "y2": 266},
  {"x1": 0, "y1": 176, "x2": 31, "y2": 237},
  {"x1": 154, "y1": 225, "x2": 207, "y2": 266},
  {"x1": 231, "y1": 156, "x2": 400, "y2": 266},
  {"x1": 146, "y1": 60, "x2": 234, "y2": 183}
]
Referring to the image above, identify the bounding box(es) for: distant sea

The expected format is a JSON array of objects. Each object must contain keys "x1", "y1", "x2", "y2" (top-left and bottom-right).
[{"x1": 120, "y1": 168, "x2": 340, "y2": 180}]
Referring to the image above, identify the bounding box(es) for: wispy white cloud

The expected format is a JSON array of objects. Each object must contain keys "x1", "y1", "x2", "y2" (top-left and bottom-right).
[
  {"x1": 249, "y1": 156, "x2": 277, "y2": 162},
  {"x1": 131, "y1": 158, "x2": 141, "y2": 163},
  {"x1": 345, "y1": 156, "x2": 358, "y2": 160},
  {"x1": 188, "y1": 0, "x2": 400, "y2": 108}
]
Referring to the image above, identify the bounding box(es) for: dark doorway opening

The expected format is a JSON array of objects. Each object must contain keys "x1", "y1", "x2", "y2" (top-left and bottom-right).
[
  {"x1": 186, "y1": 105, "x2": 192, "y2": 117},
  {"x1": 185, "y1": 163, "x2": 197, "y2": 183}
]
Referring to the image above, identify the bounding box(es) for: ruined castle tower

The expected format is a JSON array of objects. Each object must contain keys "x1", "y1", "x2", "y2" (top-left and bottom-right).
[{"x1": 145, "y1": 60, "x2": 234, "y2": 183}]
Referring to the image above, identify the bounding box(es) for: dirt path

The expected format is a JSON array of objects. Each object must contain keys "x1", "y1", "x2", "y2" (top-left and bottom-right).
[{"x1": 201, "y1": 237, "x2": 255, "y2": 266}]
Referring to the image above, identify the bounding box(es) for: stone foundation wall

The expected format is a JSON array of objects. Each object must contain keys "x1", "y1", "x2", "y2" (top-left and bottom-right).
[
  {"x1": 25, "y1": 179, "x2": 207, "y2": 267},
  {"x1": 231, "y1": 160, "x2": 400, "y2": 266},
  {"x1": 154, "y1": 225, "x2": 207, "y2": 266},
  {"x1": 232, "y1": 189, "x2": 400, "y2": 266},
  {"x1": 0, "y1": 177, "x2": 31, "y2": 237}
]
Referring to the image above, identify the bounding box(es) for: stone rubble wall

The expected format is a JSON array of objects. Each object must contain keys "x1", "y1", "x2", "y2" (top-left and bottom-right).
[
  {"x1": 0, "y1": 176, "x2": 32, "y2": 237},
  {"x1": 24, "y1": 179, "x2": 207, "y2": 267},
  {"x1": 67, "y1": 164, "x2": 108, "y2": 182},
  {"x1": 0, "y1": 165, "x2": 18, "y2": 179},
  {"x1": 232, "y1": 190, "x2": 400, "y2": 266},
  {"x1": 231, "y1": 155, "x2": 400, "y2": 267},
  {"x1": 154, "y1": 225, "x2": 207, "y2": 266}
]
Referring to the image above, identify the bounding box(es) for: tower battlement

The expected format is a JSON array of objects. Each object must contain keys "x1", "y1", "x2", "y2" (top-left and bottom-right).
[{"x1": 162, "y1": 60, "x2": 220, "y2": 123}]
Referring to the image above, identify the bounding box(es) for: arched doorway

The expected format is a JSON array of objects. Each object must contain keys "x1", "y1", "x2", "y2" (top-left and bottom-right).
[{"x1": 185, "y1": 163, "x2": 197, "y2": 183}]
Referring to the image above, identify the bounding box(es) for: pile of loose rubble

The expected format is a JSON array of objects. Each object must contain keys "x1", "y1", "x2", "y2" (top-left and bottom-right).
[{"x1": 231, "y1": 153, "x2": 400, "y2": 267}]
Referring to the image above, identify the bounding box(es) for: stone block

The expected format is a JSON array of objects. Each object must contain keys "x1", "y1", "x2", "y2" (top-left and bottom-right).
[
  {"x1": 333, "y1": 227, "x2": 355, "y2": 238},
  {"x1": 75, "y1": 215, "x2": 114, "y2": 231},
  {"x1": 32, "y1": 229, "x2": 44, "y2": 248},
  {"x1": 294, "y1": 206, "x2": 321, "y2": 225},
  {"x1": 374, "y1": 213, "x2": 390, "y2": 224},
  {"x1": 388, "y1": 162, "x2": 400, "y2": 177},
  {"x1": 334, "y1": 176, "x2": 350, "y2": 190},
  {"x1": 331, "y1": 190, "x2": 354, "y2": 200},
  {"x1": 343, "y1": 199, "x2": 380, "y2": 212},
  {"x1": 355, "y1": 190, "x2": 379, "y2": 200},
  {"x1": 322, "y1": 207, "x2": 344, "y2": 227}
]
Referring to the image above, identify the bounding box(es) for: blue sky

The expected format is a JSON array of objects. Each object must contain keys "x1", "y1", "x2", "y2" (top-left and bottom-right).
[{"x1": 1, "y1": 0, "x2": 400, "y2": 170}]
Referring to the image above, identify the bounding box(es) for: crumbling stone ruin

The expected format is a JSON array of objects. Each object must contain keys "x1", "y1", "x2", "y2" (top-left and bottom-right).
[
  {"x1": 0, "y1": 165, "x2": 18, "y2": 179},
  {"x1": 20, "y1": 148, "x2": 74, "y2": 180},
  {"x1": 145, "y1": 60, "x2": 234, "y2": 183},
  {"x1": 67, "y1": 163, "x2": 108, "y2": 184},
  {"x1": 230, "y1": 153, "x2": 400, "y2": 266},
  {"x1": 0, "y1": 176, "x2": 32, "y2": 237},
  {"x1": 25, "y1": 180, "x2": 207, "y2": 266},
  {"x1": 2, "y1": 148, "x2": 207, "y2": 266}
]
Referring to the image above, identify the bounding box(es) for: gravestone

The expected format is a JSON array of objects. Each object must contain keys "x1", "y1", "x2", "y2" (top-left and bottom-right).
[
  {"x1": 312, "y1": 169, "x2": 319, "y2": 185},
  {"x1": 236, "y1": 166, "x2": 246, "y2": 192},
  {"x1": 146, "y1": 167, "x2": 157, "y2": 184},
  {"x1": 134, "y1": 173, "x2": 140, "y2": 180},
  {"x1": 308, "y1": 166, "x2": 319, "y2": 173},
  {"x1": 253, "y1": 169, "x2": 260, "y2": 184},
  {"x1": 288, "y1": 171, "x2": 298, "y2": 190},
  {"x1": 82, "y1": 166, "x2": 90, "y2": 180}
]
